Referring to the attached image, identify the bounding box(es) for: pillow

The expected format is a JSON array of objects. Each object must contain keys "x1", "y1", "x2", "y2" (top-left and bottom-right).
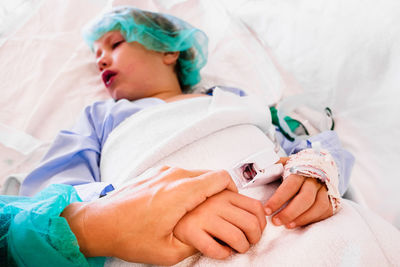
[{"x1": 0, "y1": 0, "x2": 43, "y2": 47}]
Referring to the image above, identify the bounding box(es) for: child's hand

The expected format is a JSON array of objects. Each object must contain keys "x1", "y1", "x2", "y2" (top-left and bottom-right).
[
  {"x1": 264, "y1": 157, "x2": 333, "y2": 228},
  {"x1": 174, "y1": 190, "x2": 266, "y2": 260}
]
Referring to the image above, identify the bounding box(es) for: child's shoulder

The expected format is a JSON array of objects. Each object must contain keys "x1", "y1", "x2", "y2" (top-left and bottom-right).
[
  {"x1": 83, "y1": 98, "x2": 165, "y2": 123},
  {"x1": 83, "y1": 99, "x2": 118, "y2": 119}
]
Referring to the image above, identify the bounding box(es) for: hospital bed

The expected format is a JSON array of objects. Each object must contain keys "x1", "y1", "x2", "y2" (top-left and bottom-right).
[{"x1": 1, "y1": 0, "x2": 400, "y2": 265}]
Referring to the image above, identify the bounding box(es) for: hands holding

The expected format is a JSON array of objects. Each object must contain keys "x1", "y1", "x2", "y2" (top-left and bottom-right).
[
  {"x1": 173, "y1": 156, "x2": 336, "y2": 261},
  {"x1": 264, "y1": 157, "x2": 334, "y2": 229},
  {"x1": 62, "y1": 166, "x2": 239, "y2": 265},
  {"x1": 62, "y1": 158, "x2": 335, "y2": 265},
  {"x1": 174, "y1": 189, "x2": 266, "y2": 260}
]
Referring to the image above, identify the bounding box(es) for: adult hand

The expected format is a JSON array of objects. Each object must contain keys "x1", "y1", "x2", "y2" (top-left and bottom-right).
[
  {"x1": 174, "y1": 190, "x2": 266, "y2": 260},
  {"x1": 264, "y1": 157, "x2": 333, "y2": 228},
  {"x1": 61, "y1": 166, "x2": 237, "y2": 265}
]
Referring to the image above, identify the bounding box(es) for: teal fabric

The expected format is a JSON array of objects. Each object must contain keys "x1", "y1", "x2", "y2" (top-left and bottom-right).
[
  {"x1": 270, "y1": 106, "x2": 303, "y2": 141},
  {"x1": 0, "y1": 184, "x2": 105, "y2": 267},
  {"x1": 83, "y1": 6, "x2": 208, "y2": 87}
]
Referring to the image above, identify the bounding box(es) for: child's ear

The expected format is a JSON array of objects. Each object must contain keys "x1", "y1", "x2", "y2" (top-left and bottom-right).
[{"x1": 163, "y1": 51, "x2": 180, "y2": 65}]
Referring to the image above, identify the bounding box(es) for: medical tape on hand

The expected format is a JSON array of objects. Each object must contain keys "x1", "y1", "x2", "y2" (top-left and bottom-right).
[{"x1": 282, "y1": 147, "x2": 342, "y2": 214}]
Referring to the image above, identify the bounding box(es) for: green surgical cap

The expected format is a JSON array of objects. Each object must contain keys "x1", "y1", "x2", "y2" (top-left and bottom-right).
[{"x1": 83, "y1": 6, "x2": 208, "y2": 87}]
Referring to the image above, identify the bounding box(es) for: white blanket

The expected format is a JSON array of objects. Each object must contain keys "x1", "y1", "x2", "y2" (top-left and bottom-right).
[
  {"x1": 101, "y1": 89, "x2": 400, "y2": 266},
  {"x1": 100, "y1": 88, "x2": 279, "y2": 193}
]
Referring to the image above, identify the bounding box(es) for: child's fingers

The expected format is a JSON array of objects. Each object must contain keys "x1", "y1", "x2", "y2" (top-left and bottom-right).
[
  {"x1": 288, "y1": 187, "x2": 333, "y2": 228},
  {"x1": 184, "y1": 227, "x2": 233, "y2": 260},
  {"x1": 206, "y1": 216, "x2": 251, "y2": 254},
  {"x1": 227, "y1": 191, "x2": 267, "y2": 232},
  {"x1": 272, "y1": 178, "x2": 322, "y2": 226},
  {"x1": 264, "y1": 174, "x2": 305, "y2": 215},
  {"x1": 174, "y1": 190, "x2": 262, "y2": 258},
  {"x1": 219, "y1": 201, "x2": 264, "y2": 244}
]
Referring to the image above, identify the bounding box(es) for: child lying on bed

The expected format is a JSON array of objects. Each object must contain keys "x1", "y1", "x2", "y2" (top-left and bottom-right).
[{"x1": 18, "y1": 6, "x2": 354, "y2": 265}]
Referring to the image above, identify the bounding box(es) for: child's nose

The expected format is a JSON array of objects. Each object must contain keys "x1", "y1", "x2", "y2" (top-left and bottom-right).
[{"x1": 97, "y1": 55, "x2": 111, "y2": 71}]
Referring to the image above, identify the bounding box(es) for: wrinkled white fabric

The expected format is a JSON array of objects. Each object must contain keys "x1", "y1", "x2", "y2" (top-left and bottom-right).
[
  {"x1": 100, "y1": 88, "x2": 400, "y2": 267},
  {"x1": 100, "y1": 88, "x2": 276, "y2": 193}
]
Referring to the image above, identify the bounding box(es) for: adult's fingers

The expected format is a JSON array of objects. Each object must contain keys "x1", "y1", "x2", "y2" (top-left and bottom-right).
[
  {"x1": 272, "y1": 177, "x2": 322, "y2": 226},
  {"x1": 176, "y1": 170, "x2": 238, "y2": 213},
  {"x1": 289, "y1": 186, "x2": 333, "y2": 228},
  {"x1": 124, "y1": 167, "x2": 218, "y2": 197},
  {"x1": 264, "y1": 174, "x2": 305, "y2": 215}
]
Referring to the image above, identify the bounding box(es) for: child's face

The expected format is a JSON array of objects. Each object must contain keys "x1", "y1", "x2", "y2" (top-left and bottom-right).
[{"x1": 94, "y1": 31, "x2": 179, "y2": 101}]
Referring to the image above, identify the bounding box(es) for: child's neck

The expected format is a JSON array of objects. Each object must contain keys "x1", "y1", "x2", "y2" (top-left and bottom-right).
[{"x1": 163, "y1": 93, "x2": 208, "y2": 103}]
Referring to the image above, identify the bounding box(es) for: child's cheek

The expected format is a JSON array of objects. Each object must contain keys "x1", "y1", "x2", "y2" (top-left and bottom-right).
[{"x1": 125, "y1": 63, "x2": 136, "y2": 75}]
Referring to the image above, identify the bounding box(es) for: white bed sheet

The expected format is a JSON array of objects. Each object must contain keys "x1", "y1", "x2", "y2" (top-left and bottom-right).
[
  {"x1": 0, "y1": 0, "x2": 399, "y2": 230},
  {"x1": 227, "y1": 0, "x2": 400, "y2": 228},
  {"x1": 0, "y1": 0, "x2": 111, "y2": 183}
]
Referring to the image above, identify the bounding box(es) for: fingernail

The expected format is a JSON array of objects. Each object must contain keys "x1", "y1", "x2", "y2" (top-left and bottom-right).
[
  {"x1": 273, "y1": 217, "x2": 282, "y2": 226},
  {"x1": 265, "y1": 207, "x2": 272, "y2": 216},
  {"x1": 287, "y1": 222, "x2": 296, "y2": 228}
]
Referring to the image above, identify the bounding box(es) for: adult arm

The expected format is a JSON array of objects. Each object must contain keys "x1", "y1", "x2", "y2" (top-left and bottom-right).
[{"x1": 2, "y1": 167, "x2": 237, "y2": 265}]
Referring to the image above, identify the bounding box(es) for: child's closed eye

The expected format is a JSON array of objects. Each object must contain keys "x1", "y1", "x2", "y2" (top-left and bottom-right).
[{"x1": 112, "y1": 40, "x2": 124, "y2": 49}]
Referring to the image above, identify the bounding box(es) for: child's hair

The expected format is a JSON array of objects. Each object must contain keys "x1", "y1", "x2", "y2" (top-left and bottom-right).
[{"x1": 83, "y1": 6, "x2": 208, "y2": 92}]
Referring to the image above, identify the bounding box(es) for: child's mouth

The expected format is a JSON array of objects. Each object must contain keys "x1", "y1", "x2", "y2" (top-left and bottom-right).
[{"x1": 102, "y1": 70, "x2": 118, "y2": 87}]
